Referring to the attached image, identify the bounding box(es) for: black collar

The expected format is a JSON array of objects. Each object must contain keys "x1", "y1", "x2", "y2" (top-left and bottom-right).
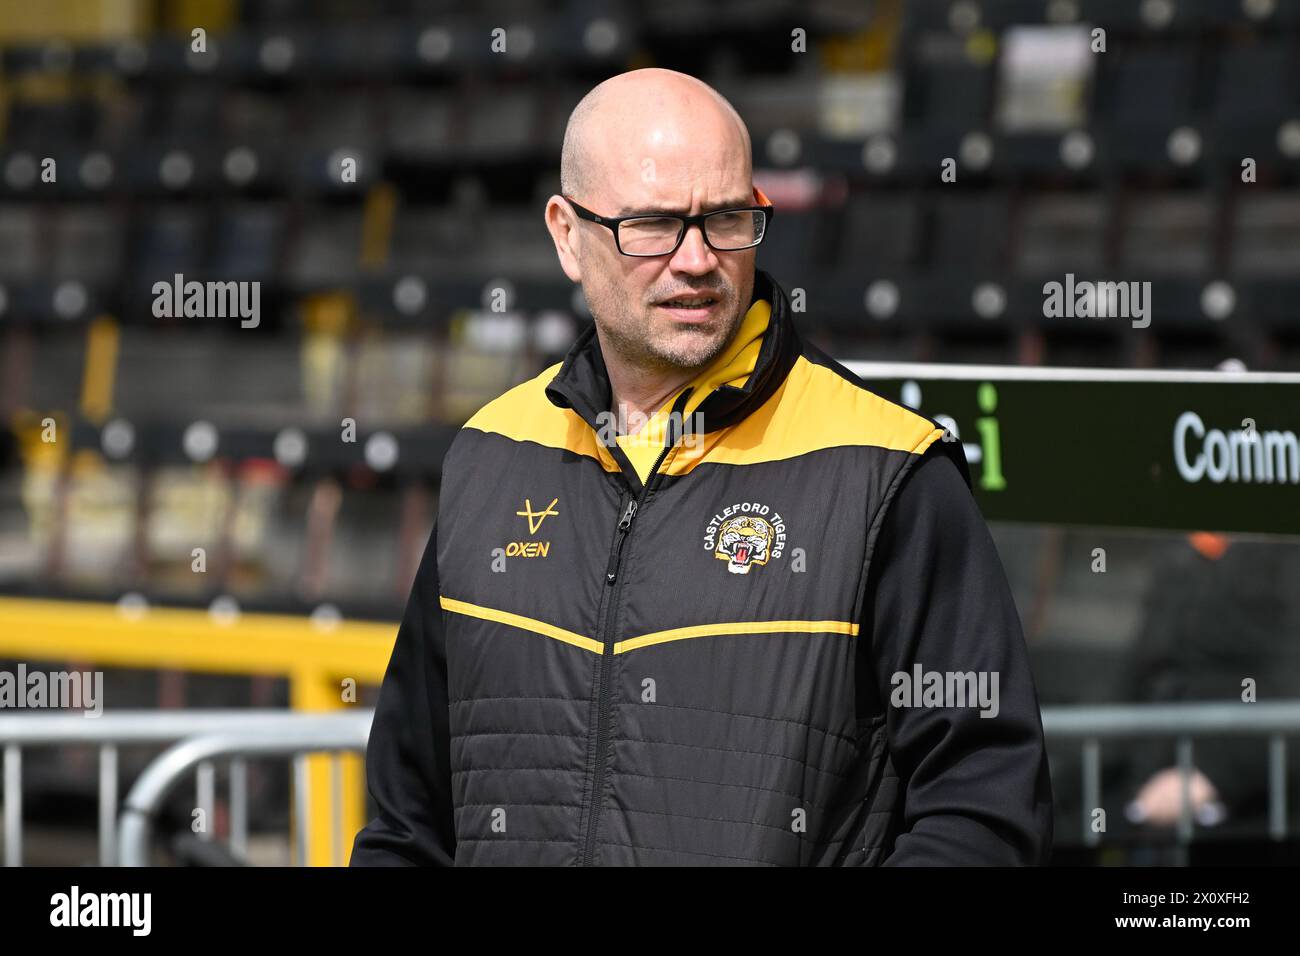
[{"x1": 545, "y1": 269, "x2": 802, "y2": 443}]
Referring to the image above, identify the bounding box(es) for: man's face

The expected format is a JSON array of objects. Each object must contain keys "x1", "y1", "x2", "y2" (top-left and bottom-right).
[{"x1": 567, "y1": 164, "x2": 757, "y2": 376}]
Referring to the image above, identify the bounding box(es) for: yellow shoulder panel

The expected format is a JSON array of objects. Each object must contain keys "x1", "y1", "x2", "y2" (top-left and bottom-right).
[
  {"x1": 662, "y1": 356, "x2": 943, "y2": 474},
  {"x1": 460, "y1": 355, "x2": 942, "y2": 475},
  {"x1": 461, "y1": 363, "x2": 619, "y2": 470}
]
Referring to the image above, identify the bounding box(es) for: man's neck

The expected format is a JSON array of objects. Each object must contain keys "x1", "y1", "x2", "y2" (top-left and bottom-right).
[{"x1": 606, "y1": 357, "x2": 695, "y2": 438}]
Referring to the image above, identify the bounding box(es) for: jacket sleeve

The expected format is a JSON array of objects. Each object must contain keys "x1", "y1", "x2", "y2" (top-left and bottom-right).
[
  {"x1": 861, "y1": 443, "x2": 1054, "y2": 865},
  {"x1": 350, "y1": 521, "x2": 457, "y2": 866}
]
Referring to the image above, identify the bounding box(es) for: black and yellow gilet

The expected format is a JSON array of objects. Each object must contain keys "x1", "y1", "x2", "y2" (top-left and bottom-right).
[{"x1": 353, "y1": 269, "x2": 1053, "y2": 867}]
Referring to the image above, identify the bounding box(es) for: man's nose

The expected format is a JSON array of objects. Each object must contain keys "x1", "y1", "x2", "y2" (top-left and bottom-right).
[{"x1": 668, "y1": 223, "x2": 718, "y2": 274}]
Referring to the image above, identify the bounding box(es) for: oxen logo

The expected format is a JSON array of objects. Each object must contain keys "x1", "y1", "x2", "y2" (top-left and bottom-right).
[
  {"x1": 501, "y1": 496, "x2": 558, "y2": 558},
  {"x1": 516, "y1": 497, "x2": 559, "y2": 533},
  {"x1": 703, "y1": 502, "x2": 787, "y2": 575}
]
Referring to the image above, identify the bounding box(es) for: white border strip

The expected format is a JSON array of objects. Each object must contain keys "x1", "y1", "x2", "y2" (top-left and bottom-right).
[{"x1": 840, "y1": 361, "x2": 1300, "y2": 384}]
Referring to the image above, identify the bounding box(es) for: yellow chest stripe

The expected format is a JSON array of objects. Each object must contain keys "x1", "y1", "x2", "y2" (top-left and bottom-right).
[{"x1": 440, "y1": 597, "x2": 856, "y2": 655}]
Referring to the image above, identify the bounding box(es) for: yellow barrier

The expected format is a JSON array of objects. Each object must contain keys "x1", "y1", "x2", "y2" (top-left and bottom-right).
[{"x1": 0, "y1": 597, "x2": 396, "y2": 866}]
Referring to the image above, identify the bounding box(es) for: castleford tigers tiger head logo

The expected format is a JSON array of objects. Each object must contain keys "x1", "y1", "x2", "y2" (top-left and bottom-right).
[
  {"x1": 716, "y1": 515, "x2": 773, "y2": 574},
  {"x1": 703, "y1": 502, "x2": 787, "y2": 575}
]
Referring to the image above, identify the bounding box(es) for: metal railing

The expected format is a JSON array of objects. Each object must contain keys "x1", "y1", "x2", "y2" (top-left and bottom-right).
[
  {"x1": 1043, "y1": 700, "x2": 1300, "y2": 846},
  {"x1": 0, "y1": 596, "x2": 394, "y2": 865},
  {"x1": 2, "y1": 702, "x2": 1297, "y2": 865},
  {"x1": 117, "y1": 713, "x2": 371, "y2": 866},
  {"x1": 0, "y1": 709, "x2": 372, "y2": 867}
]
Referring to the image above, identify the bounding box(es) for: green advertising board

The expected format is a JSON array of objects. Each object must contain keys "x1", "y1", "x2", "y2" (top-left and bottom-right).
[{"x1": 844, "y1": 363, "x2": 1300, "y2": 536}]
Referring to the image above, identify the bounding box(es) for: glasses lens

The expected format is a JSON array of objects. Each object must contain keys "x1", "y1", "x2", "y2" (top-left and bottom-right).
[
  {"x1": 618, "y1": 217, "x2": 684, "y2": 255},
  {"x1": 704, "y1": 210, "x2": 766, "y2": 250}
]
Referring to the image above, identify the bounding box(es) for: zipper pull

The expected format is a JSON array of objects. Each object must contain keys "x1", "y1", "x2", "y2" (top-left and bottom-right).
[{"x1": 605, "y1": 500, "x2": 638, "y2": 584}]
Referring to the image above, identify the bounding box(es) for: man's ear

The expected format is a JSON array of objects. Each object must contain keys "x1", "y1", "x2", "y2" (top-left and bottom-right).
[{"x1": 544, "y1": 196, "x2": 583, "y2": 284}]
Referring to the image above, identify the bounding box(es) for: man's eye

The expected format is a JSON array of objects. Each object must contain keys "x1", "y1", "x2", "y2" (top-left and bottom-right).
[{"x1": 622, "y1": 218, "x2": 679, "y2": 233}]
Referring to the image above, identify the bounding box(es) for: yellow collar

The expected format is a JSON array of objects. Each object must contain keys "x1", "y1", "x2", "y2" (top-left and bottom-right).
[{"x1": 614, "y1": 297, "x2": 772, "y2": 484}]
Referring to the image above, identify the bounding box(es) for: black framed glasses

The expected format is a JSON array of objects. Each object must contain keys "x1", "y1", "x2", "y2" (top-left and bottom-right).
[{"x1": 563, "y1": 185, "x2": 775, "y2": 257}]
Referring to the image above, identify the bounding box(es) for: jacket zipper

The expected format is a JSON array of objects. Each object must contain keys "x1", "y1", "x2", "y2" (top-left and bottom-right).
[{"x1": 580, "y1": 441, "x2": 675, "y2": 866}]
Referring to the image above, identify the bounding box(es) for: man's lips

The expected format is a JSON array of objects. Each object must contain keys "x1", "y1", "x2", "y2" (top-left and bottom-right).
[{"x1": 654, "y1": 293, "x2": 723, "y2": 322}]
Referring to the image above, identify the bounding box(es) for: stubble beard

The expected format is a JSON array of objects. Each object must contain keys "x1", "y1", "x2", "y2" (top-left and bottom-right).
[{"x1": 585, "y1": 278, "x2": 745, "y2": 378}]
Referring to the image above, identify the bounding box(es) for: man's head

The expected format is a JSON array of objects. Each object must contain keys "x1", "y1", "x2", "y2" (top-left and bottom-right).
[{"x1": 545, "y1": 69, "x2": 758, "y2": 378}]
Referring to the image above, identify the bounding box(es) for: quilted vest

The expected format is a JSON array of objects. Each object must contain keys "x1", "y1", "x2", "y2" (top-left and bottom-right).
[{"x1": 435, "y1": 269, "x2": 949, "y2": 865}]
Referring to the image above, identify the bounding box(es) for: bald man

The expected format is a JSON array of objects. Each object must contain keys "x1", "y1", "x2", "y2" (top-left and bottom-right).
[{"x1": 352, "y1": 69, "x2": 1053, "y2": 866}]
